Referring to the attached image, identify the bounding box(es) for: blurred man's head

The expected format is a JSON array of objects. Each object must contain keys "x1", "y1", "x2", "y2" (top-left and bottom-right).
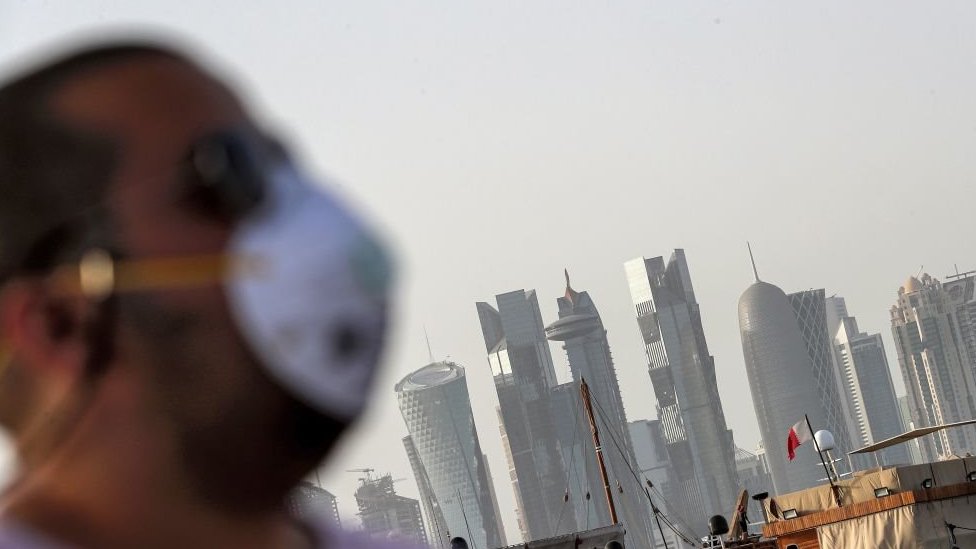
[{"x1": 0, "y1": 43, "x2": 390, "y2": 515}]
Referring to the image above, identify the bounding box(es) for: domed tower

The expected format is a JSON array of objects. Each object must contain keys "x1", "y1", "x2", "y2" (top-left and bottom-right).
[{"x1": 737, "y1": 249, "x2": 837, "y2": 495}]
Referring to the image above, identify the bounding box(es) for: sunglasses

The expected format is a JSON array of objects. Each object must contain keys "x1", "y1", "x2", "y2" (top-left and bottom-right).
[
  {"x1": 13, "y1": 129, "x2": 284, "y2": 299},
  {"x1": 181, "y1": 129, "x2": 278, "y2": 224}
]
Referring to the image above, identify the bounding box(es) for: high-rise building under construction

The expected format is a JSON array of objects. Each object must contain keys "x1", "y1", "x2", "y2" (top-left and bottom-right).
[{"x1": 353, "y1": 472, "x2": 429, "y2": 546}]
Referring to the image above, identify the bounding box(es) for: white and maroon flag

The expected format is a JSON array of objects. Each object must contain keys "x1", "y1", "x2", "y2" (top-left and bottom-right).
[{"x1": 787, "y1": 417, "x2": 813, "y2": 461}]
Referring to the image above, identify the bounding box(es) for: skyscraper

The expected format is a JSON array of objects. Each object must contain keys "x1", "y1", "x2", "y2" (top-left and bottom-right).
[
  {"x1": 354, "y1": 472, "x2": 429, "y2": 546},
  {"x1": 285, "y1": 481, "x2": 341, "y2": 528},
  {"x1": 825, "y1": 297, "x2": 910, "y2": 466},
  {"x1": 545, "y1": 272, "x2": 656, "y2": 549},
  {"x1": 628, "y1": 419, "x2": 672, "y2": 503},
  {"x1": 397, "y1": 361, "x2": 503, "y2": 549},
  {"x1": 625, "y1": 250, "x2": 739, "y2": 533},
  {"x1": 823, "y1": 297, "x2": 862, "y2": 452},
  {"x1": 629, "y1": 419, "x2": 682, "y2": 549},
  {"x1": 496, "y1": 406, "x2": 528, "y2": 542},
  {"x1": 403, "y1": 435, "x2": 449, "y2": 547},
  {"x1": 738, "y1": 258, "x2": 844, "y2": 495},
  {"x1": 785, "y1": 290, "x2": 855, "y2": 459},
  {"x1": 548, "y1": 383, "x2": 595, "y2": 532},
  {"x1": 477, "y1": 290, "x2": 574, "y2": 541},
  {"x1": 890, "y1": 273, "x2": 976, "y2": 461},
  {"x1": 482, "y1": 460, "x2": 508, "y2": 546}
]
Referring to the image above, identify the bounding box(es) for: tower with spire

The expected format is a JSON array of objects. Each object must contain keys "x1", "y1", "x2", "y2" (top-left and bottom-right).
[
  {"x1": 737, "y1": 244, "x2": 852, "y2": 494},
  {"x1": 545, "y1": 270, "x2": 656, "y2": 549},
  {"x1": 748, "y1": 241, "x2": 760, "y2": 282}
]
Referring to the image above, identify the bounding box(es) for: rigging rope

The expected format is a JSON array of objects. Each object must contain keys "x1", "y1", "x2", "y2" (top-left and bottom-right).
[
  {"x1": 553, "y1": 393, "x2": 585, "y2": 535},
  {"x1": 588, "y1": 394, "x2": 701, "y2": 546}
]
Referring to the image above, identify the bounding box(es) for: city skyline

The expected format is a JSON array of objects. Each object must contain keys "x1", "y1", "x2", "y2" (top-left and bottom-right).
[
  {"x1": 339, "y1": 251, "x2": 963, "y2": 545},
  {"x1": 321, "y1": 258, "x2": 974, "y2": 544},
  {"x1": 3, "y1": 3, "x2": 976, "y2": 542}
]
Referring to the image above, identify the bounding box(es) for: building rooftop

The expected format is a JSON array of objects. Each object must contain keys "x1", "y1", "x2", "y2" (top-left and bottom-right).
[
  {"x1": 544, "y1": 313, "x2": 601, "y2": 341},
  {"x1": 738, "y1": 280, "x2": 789, "y2": 308},
  {"x1": 902, "y1": 275, "x2": 923, "y2": 294},
  {"x1": 395, "y1": 361, "x2": 462, "y2": 392}
]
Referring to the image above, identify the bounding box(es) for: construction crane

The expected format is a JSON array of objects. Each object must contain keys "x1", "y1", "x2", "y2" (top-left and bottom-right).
[
  {"x1": 346, "y1": 468, "x2": 376, "y2": 483},
  {"x1": 346, "y1": 468, "x2": 375, "y2": 474}
]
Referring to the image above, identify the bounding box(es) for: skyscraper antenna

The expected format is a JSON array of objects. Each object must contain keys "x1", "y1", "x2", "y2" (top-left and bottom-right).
[
  {"x1": 747, "y1": 242, "x2": 760, "y2": 282},
  {"x1": 424, "y1": 325, "x2": 435, "y2": 363}
]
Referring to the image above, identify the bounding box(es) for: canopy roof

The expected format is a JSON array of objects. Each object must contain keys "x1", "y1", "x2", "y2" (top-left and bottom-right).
[{"x1": 849, "y1": 419, "x2": 976, "y2": 454}]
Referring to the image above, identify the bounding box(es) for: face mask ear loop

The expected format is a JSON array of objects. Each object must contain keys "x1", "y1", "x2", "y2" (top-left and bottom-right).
[{"x1": 75, "y1": 249, "x2": 117, "y2": 379}]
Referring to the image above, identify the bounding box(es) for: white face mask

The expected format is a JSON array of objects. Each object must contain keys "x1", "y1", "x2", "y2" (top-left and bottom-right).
[{"x1": 225, "y1": 163, "x2": 394, "y2": 420}]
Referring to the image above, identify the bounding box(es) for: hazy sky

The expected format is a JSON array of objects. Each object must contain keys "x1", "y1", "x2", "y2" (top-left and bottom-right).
[{"x1": 3, "y1": 2, "x2": 976, "y2": 542}]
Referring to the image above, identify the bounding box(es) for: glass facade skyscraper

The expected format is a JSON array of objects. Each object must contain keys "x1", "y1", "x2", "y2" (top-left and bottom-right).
[
  {"x1": 825, "y1": 297, "x2": 910, "y2": 466},
  {"x1": 477, "y1": 290, "x2": 574, "y2": 541},
  {"x1": 625, "y1": 250, "x2": 739, "y2": 534},
  {"x1": 785, "y1": 290, "x2": 855, "y2": 460},
  {"x1": 396, "y1": 361, "x2": 503, "y2": 549}
]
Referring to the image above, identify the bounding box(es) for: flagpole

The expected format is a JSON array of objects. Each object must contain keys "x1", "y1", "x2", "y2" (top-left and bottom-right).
[{"x1": 806, "y1": 414, "x2": 841, "y2": 507}]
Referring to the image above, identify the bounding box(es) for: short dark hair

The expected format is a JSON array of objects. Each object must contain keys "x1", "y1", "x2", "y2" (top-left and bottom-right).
[{"x1": 0, "y1": 43, "x2": 186, "y2": 280}]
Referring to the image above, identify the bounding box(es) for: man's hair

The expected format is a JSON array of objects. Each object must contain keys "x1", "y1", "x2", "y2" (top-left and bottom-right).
[{"x1": 0, "y1": 43, "x2": 186, "y2": 281}]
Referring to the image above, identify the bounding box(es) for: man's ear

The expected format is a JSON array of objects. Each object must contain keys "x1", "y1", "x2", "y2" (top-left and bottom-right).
[{"x1": 0, "y1": 280, "x2": 89, "y2": 382}]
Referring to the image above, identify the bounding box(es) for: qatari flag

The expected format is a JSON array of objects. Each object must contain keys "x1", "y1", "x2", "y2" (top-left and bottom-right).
[{"x1": 787, "y1": 418, "x2": 812, "y2": 461}]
